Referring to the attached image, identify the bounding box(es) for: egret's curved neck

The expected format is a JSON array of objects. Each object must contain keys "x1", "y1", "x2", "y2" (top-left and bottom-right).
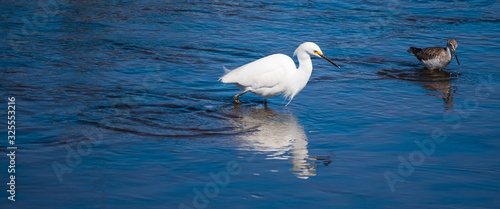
[
  {"x1": 296, "y1": 51, "x2": 313, "y2": 75},
  {"x1": 285, "y1": 51, "x2": 313, "y2": 99}
]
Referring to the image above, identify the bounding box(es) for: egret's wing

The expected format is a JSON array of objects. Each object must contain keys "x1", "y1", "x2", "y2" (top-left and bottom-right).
[{"x1": 220, "y1": 54, "x2": 295, "y2": 89}]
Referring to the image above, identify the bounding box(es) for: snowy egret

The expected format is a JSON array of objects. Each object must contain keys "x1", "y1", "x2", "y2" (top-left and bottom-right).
[
  {"x1": 220, "y1": 42, "x2": 340, "y2": 105},
  {"x1": 407, "y1": 39, "x2": 460, "y2": 70}
]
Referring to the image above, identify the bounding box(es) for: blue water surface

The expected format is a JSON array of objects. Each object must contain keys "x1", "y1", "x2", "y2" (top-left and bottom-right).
[{"x1": 1, "y1": 0, "x2": 500, "y2": 208}]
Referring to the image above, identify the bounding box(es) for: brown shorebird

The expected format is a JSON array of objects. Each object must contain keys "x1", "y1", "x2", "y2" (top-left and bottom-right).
[{"x1": 407, "y1": 39, "x2": 460, "y2": 70}]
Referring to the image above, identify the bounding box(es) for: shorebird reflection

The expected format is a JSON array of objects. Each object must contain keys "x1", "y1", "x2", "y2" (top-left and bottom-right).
[
  {"x1": 419, "y1": 70, "x2": 456, "y2": 110},
  {"x1": 378, "y1": 68, "x2": 456, "y2": 110},
  {"x1": 227, "y1": 105, "x2": 316, "y2": 179}
]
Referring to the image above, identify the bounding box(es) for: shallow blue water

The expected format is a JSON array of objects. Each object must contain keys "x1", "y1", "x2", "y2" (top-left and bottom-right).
[{"x1": 1, "y1": 0, "x2": 500, "y2": 208}]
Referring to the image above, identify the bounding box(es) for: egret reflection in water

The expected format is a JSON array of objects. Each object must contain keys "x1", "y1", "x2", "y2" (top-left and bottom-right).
[
  {"x1": 224, "y1": 105, "x2": 318, "y2": 179},
  {"x1": 378, "y1": 68, "x2": 457, "y2": 110}
]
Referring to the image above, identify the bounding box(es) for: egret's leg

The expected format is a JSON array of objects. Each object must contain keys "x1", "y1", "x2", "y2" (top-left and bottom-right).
[
  {"x1": 263, "y1": 98, "x2": 269, "y2": 109},
  {"x1": 234, "y1": 90, "x2": 249, "y2": 104}
]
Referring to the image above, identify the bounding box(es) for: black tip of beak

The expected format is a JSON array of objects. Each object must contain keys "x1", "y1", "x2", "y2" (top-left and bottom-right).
[{"x1": 319, "y1": 54, "x2": 340, "y2": 68}]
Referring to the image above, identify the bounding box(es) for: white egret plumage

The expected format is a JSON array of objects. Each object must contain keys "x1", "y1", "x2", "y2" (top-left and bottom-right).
[{"x1": 220, "y1": 42, "x2": 340, "y2": 105}]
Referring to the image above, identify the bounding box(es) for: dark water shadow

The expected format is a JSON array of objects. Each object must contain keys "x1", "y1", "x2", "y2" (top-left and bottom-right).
[
  {"x1": 223, "y1": 104, "x2": 330, "y2": 179},
  {"x1": 378, "y1": 68, "x2": 458, "y2": 111}
]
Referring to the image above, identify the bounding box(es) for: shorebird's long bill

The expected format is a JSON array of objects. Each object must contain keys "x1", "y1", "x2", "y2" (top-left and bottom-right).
[
  {"x1": 453, "y1": 49, "x2": 460, "y2": 65},
  {"x1": 319, "y1": 54, "x2": 341, "y2": 68}
]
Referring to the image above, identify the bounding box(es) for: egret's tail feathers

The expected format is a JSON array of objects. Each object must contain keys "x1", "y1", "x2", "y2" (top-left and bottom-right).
[
  {"x1": 219, "y1": 66, "x2": 231, "y2": 82},
  {"x1": 285, "y1": 98, "x2": 293, "y2": 106},
  {"x1": 223, "y1": 65, "x2": 230, "y2": 74}
]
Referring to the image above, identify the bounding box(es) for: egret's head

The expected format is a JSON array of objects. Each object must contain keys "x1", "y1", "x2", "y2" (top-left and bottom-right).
[
  {"x1": 294, "y1": 42, "x2": 340, "y2": 68},
  {"x1": 294, "y1": 42, "x2": 321, "y2": 57}
]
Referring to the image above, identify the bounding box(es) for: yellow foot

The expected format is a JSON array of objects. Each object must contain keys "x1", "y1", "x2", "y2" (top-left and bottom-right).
[
  {"x1": 234, "y1": 97, "x2": 242, "y2": 104},
  {"x1": 233, "y1": 90, "x2": 248, "y2": 104}
]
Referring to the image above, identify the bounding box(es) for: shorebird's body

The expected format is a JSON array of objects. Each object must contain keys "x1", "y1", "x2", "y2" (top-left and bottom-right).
[
  {"x1": 407, "y1": 39, "x2": 460, "y2": 70},
  {"x1": 220, "y1": 42, "x2": 340, "y2": 105}
]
